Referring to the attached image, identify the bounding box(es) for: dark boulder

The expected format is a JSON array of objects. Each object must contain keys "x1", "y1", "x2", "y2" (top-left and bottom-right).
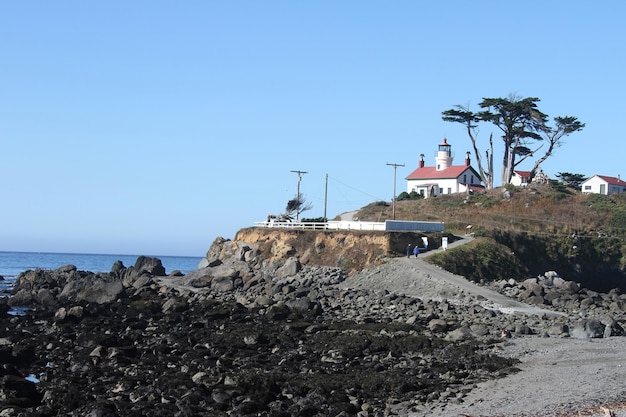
[
  {"x1": 134, "y1": 256, "x2": 166, "y2": 276},
  {"x1": 59, "y1": 274, "x2": 124, "y2": 305},
  {"x1": 0, "y1": 374, "x2": 41, "y2": 407}
]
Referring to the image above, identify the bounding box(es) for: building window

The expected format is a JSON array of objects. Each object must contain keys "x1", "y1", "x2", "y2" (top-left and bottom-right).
[
  {"x1": 463, "y1": 174, "x2": 467, "y2": 183},
  {"x1": 584, "y1": 185, "x2": 591, "y2": 190},
  {"x1": 470, "y1": 175, "x2": 474, "y2": 183}
]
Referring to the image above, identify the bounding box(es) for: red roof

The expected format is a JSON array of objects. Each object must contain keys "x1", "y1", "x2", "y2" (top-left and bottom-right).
[
  {"x1": 406, "y1": 165, "x2": 477, "y2": 180},
  {"x1": 596, "y1": 175, "x2": 626, "y2": 186},
  {"x1": 514, "y1": 170, "x2": 531, "y2": 178}
]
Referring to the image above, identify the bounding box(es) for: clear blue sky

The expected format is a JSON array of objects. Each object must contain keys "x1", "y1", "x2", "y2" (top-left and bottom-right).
[{"x1": 1, "y1": 1, "x2": 623, "y2": 256}]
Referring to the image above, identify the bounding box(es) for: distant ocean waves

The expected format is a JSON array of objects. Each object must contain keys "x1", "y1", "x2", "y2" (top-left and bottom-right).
[{"x1": 0, "y1": 251, "x2": 203, "y2": 294}]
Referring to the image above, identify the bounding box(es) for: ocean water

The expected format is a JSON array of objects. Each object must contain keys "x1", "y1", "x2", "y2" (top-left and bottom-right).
[{"x1": 0, "y1": 251, "x2": 203, "y2": 294}]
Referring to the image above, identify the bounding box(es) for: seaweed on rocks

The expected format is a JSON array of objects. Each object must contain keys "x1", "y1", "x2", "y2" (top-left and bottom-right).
[{"x1": 0, "y1": 283, "x2": 519, "y2": 416}]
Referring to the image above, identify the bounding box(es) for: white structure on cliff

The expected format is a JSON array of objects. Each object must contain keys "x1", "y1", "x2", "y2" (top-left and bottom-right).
[
  {"x1": 582, "y1": 175, "x2": 626, "y2": 195},
  {"x1": 510, "y1": 169, "x2": 549, "y2": 187},
  {"x1": 255, "y1": 219, "x2": 444, "y2": 232},
  {"x1": 405, "y1": 138, "x2": 483, "y2": 198}
]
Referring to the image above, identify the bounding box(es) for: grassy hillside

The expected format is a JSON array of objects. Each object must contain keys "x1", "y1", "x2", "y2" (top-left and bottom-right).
[
  {"x1": 350, "y1": 183, "x2": 626, "y2": 291},
  {"x1": 352, "y1": 184, "x2": 626, "y2": 239}
]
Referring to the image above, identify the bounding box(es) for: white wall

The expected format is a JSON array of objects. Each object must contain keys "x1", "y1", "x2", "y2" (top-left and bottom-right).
[
  {"x1": 510, "y1": 173, "x2": 529, "y2": 187},
  {"x1": 582, "y1": 176, "x2": 608, "y2": 194},
  {"x1": 581, "y1": 176, "x2": 626, "y2": 195},
  {"x1": 406, "y1": 168, "x2": 478, "y2": 197}
]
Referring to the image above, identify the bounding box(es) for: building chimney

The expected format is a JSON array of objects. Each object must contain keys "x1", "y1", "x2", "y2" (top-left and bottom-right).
[
  {"x1": 465, "y1": 151, "x2": 471, "y2": 167},
  {"x1": 419, "y1": 154, "x2": 425, "y2": 168}
]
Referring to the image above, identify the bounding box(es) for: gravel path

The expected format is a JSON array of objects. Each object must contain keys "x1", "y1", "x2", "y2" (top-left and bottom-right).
[{"x1": 340, "y1": 236, "x2": 564, "y2": 318}]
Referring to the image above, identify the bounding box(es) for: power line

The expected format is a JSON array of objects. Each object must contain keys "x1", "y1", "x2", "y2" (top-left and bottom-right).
[{"x1": 327, "y1": 175, "x2": 385, "y2": 201}]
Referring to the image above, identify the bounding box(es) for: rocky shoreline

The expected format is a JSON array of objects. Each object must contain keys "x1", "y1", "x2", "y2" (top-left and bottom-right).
[{"x1": 2, "y1": 237, "x2": 626, "y2": 416}]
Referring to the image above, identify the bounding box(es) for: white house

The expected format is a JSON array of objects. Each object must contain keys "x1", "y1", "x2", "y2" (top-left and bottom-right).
[
  {"x1": 581, "y1": 175, "x2": 626, "y2": 195},
  {"x1": 510, "y1": 169, "x2": 549, "y2": 187},
  {"x1": 405, "y1": 138, "x2": 483, "y2": 198},
  {"x1": 510, "y1": 170, "x2": 531, "y2": 187}
]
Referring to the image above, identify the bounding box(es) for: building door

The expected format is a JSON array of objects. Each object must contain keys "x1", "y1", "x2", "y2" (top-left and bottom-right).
[{"x1": 600, "y1": 184, "x2": 606, "y2": 194}]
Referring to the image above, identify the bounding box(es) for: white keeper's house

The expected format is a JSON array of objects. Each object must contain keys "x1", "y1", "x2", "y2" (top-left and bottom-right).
[
  {"x1": 405, "y1": 138, "x2": 484, "y2": 198},
  {"x1": 510, "y1": 169, "x2": 549, "y2": 187},
  {"x1": 581, "y1": 175, "x2": 626, "y2": 195}
]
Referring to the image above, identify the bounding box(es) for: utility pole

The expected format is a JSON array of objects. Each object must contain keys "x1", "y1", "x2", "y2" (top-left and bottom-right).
[
  {"x1": 290, "y1": 170, "x2": 308, "y2": 221},
  {"x1": 324, "y1": 173, "x2": 328, "y2": 221},
  {"x1": 386, "y1": 162, "x2": 404, "y2": 220}
]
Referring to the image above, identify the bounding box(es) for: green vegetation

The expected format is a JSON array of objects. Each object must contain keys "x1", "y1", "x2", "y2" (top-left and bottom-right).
[
  {"x1": 427, "y1": 238, "x2": 528, "y2": 283},
  {"x1": 397, "y1": 191, "x2": 424, "y2": 201},
  {"x1": 442, "y1": 95, "x2": 585, "y2": 188},
  {"x1": 468, "y1": 192, "x2": 500, "y2": 209},
  {"x1": 353, "y1": 184, "x2": 626, "y2": 291},
  {"x1": 555, "y1": 172, "x2": 587, "y2": 190},
  {"x1": 301, "y1": 216, "x2": 327, "y2": 223}
]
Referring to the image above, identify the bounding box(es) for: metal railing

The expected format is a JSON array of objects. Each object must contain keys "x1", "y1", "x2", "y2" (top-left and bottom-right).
[
  {"x1": 253, "y1": 220, "x2": 444, "y2": 232},
  {"x1": 253, "y1": 220, "x2": 386, "y2": 231}
]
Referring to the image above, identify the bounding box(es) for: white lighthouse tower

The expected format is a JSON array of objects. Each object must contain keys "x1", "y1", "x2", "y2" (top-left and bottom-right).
[{"x1": 435, "y1": 138, "x2": 453, "y2": 170}]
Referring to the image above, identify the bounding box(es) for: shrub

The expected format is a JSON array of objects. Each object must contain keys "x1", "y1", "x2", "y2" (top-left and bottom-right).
[
  {"x1": 504, "y1": 183, "x2": 517, "y2": 193},
  {"x1": 301, "y1": 217, "x2": 327, "y2": 223},
  {"x1": 397, "y1": 192, "x2": 410, "y2": 201},
  {"x1": 586, "y1": 194, "x2": 616, "y2": 211},
  {"x1": 426, "y1": 237, "x2": 528, "y2": 283},
  {"x1": 469, "y1": 193, "x2": 500, "y2": 208}
]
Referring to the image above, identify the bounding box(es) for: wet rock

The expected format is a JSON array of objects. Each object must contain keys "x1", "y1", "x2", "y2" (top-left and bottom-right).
[{"x1": 0, "y1": 375, "x2": 41, "y2": 407}]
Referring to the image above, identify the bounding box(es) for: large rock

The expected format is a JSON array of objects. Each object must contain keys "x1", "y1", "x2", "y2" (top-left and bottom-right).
[
  {"x1": 59, "y1": 275, "x2": 124, "y2": 304},
  {"x1": 571, "y1": 319, "x2": 605, "y2": 339},
  {"x1": 183, "y1": 259, "x2": 250, "y2": 290},
  {"x1": 200, "y1": 237, "x2": 258, "y2": 268},
  {"x1": 275, "y1": 257, "x2": 302, "y2": 278},
  {"x1": 12, "y1": 268, "x2": 70, "y2": 292},
  {"x1": 445, "y1": 325, "x2": 474, "y2": 341},
  {"x1": 10, "y1": 266, "x2": 74, "y2": 308}
]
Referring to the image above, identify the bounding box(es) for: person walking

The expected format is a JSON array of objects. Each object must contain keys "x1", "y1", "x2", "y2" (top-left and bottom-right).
[
  {"x1": 413, "y1": 245, "x2": 420, "y2": 258},
  {"x1": 407, "y1": 243, "x2": 412, "y2": 258}
]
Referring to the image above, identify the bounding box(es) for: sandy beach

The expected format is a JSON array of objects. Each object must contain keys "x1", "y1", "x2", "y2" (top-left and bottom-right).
[{"x1": 418, "y1": 336, "x2": 626, "y2": 417}]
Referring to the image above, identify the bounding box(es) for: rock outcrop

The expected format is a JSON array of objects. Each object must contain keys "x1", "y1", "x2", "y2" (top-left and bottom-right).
[{"x1": 3, "y1": 231, "x2": 626, "y2": 416}]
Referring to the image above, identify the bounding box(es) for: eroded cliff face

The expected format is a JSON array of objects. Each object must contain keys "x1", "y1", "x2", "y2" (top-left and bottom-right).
[
  {"x1": 238, "y1": 228, "x2": 395, "y2": 270},
  {"x1": 202, "y1": 227, "x2": 444, "y2": 273}
]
